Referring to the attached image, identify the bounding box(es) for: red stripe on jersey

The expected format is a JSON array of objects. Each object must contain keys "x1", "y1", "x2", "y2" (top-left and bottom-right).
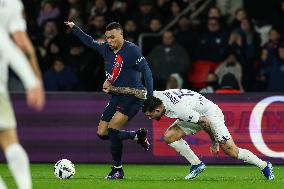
[{"x1": 108, "y1": 54, "x2": 123, "y2": 83}]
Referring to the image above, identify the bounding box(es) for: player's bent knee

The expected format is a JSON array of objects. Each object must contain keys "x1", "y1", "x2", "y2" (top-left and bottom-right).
[
  {"x1": 97, "y1": 128, "x2": 108, "y2": 136},
  {"x1": 223, "y1": 147, "x2": 238, "y2": 158},
  {"x1": 164, "y1": 131, "x2": 182, "y2": 144},
  {"x1": 97, "y1": 134, "x2": 109, "y2": 140}
]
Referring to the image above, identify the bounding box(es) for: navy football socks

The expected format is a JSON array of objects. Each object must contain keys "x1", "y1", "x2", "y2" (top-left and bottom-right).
[
  {"x1": 118, "y1": 130, "x2": 136, "y2": 140},
  {"x1": 108, "y1": 128, "x2": 123, "y2": 167}
]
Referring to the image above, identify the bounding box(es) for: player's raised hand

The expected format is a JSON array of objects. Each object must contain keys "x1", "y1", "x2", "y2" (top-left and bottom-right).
[
  {"x1": 26, "y1": 84, "x2": 45, "y2": 111},
  {"x1": 64, "y1": 21, "x2": 75, "y2": 28},
  {"x1": 210, "y1": 142, "x2": 219, "y2": 156},
  {"x1": 102, "y1": 80, "x2": 111, "y2": 93}
]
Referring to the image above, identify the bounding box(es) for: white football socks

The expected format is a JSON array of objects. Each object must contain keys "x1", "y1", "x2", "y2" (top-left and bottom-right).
[
  {"x1": 169, "y1": 139, "x2": 201, "y2": 165},
  {"x1": 237, "y1": 148, "x2": 267, "y2": 169},
  {"x1": 5, "y1": 144, "x2": 32, "y2": 189},
  {"x1": 0, "y1": 177, "x2": 7, "y2": 189}
]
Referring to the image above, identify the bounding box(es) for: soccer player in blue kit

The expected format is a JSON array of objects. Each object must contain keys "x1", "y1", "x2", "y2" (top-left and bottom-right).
[{"x1": 65, "y1": 21, "x2": 153, "y2": 179}]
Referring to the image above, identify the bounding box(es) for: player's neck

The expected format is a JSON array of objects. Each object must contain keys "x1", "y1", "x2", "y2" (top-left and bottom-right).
[{"x1": 114, "y1": 40, "x2": 124, "y2": 54}]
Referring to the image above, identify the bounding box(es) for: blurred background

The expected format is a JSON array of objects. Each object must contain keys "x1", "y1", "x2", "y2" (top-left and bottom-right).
[{"x1": 9, "y1": 0, "x2": 284, "y2": 94}]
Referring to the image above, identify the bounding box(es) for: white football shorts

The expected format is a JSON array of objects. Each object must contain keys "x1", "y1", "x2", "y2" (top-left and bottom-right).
[{"x1": 0, "y1": 92, "x2": 16, "y2": 130}]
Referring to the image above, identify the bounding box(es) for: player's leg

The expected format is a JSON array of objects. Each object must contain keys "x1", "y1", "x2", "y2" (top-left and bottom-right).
[
  {"x1": 0, "y1": 129, "x2": 32, "y2": 189},
  {"x1": 105, "y1": 111, "x2": 128, "y2": 179},
  {"x1": 115, "y1": 96, "x2": 150, "y2": 150},
  {"x1": 164, "y1": 122, "x2": 205, "y2": 179},
  {"x1": 0, "y1": 176, "x2": 7, "y2": 189},
  {"x1": 219, "y1": 138, "x2": 274, "y2": 180},
  {"x1": 0, "y1": 93, "x2": 32, "y2": 189},
  {"x1": 97, "y1": 120, "x2": 109, "y2": 140},
  {"x1": 208, "y1": 110, "x2": 275, "y2": 180},
  {"x1": 165, "y1": 125, "x2": 201, "y2": 165}
]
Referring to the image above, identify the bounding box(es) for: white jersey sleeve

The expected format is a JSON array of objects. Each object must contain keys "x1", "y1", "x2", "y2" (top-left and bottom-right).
[
  {"x1": 0, "y1": 0, "x2": 27, "y2": 33},
  {"x1": 0, "y1": 29, "x2": 38, "y2": 90},
  {"x1": 8, "y1": 0, "x2": 26, "y2": 33}
]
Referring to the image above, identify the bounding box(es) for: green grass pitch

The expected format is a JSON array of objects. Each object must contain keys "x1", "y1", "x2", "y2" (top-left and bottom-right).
[{"x1": 0, "y1": 164, "x2": 283, "y2": 189}]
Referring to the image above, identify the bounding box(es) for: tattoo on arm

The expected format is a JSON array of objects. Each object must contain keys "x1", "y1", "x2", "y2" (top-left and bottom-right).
[{"x1": 109, "y1": 85, "x2": 146, "y2": 100}]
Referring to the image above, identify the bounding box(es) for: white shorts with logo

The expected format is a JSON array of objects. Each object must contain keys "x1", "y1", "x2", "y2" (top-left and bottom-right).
[
  {"x1": 0, "y1": 93, "x2": 16, "y2": 130},
  {"x1": 169, "y1": 104, "x2": 231, "y2": 143}
]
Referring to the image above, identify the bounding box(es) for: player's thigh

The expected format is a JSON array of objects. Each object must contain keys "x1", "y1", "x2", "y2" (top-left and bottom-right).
[
  {"x1": 97, "y1": 120, "x2": 109, "y2": 135},
  {"x1": 207, "y1": 113, "x2": 231, "y2": 143},
  {"x1": 220, "y1": 138, "x2": 239, "y2": 158},
  {"x1": 116, "y1": 95, "x2": 143, "y2": 121},
  {"x1": 164, "y1": 125, "x2": 186, "y2": 144},
  {"x1": 0, "y1": 93, "x2": 16, "y2": 131},
  {"x1": 0, "y1": 128, "x2": 19, "y2": 151},
  {"x1": 100, "y1": 97, "x2": 118, "y2": 123},
  {"x1": 108, "y1": 111, "x2": 129, "y2": 130}
]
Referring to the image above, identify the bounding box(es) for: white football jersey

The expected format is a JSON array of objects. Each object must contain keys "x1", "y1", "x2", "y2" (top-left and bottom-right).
[
  {"x1": 153, "y1": 89, "x2": 219, "y2": 123},
  {"x1": 0, "y1": 29, "x2": 38, "y2": 93},
  {"x1": 0, "y1": 0, "x2": 26, "y2": 33},
  {"x1": 0, "y1": 0, "x2": 38, "y2": 93}
]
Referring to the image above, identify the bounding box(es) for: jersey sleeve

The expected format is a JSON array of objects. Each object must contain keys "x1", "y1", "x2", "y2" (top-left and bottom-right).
[
  {"x1": 72, "y1": 25, "x2": 107, "y2": 56},
  {"x1": 8, "y1": 0, "x2": 27, "y2": 33},
  {"x1": 173, "y1": 103, "x2": 200, "y2": 123},
  {"x1": 1, "y1": 32, "x2": 39, "y2": 90},
  {"x1": 132, "y1": 46, "x2": 153, "y2": 96}
]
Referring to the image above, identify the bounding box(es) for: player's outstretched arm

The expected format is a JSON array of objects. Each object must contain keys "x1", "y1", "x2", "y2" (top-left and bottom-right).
[{"x1": 65, "y1": 21, "x2": 104, "y2": 52}]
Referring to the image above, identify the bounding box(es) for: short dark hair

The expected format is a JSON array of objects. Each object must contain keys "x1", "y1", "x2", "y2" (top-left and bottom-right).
[
  {"x1": 142, "y1": 96, "x2": 163, "y2": 113},
  {"x1": 106, "y1": 22, "x2": 123, "y2": 31}
]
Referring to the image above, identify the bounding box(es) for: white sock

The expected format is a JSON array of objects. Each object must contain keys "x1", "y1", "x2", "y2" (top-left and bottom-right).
[
  {"x1": 237, "y1": 148, "x2": 267, "y2": 169},
  {"x1": 169, "y1": 139, "x2": 201, "y2": 165},
  {"x1": 5, "y1": 144, "x2": 32, "y2": 189},
  {"x1": 0, "y1": 177, "x2": 7, "y2": 189}
]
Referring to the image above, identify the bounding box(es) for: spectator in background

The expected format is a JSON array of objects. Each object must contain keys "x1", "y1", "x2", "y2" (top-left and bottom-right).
[
  {"x1": 273, "y1": 0, "x2": 284, "y2": 36},
  {"x1": 41, "y1": 37, "x2": 63, "y2": 72},
  {"x1": 265, "y1": 44, "x2": 284, "y2": 92},
  {"x1": 215, "y1": 73, "x2": 241, "y2": 93},
  {"x1": 155, "y1": 0, "x2": 171, "y2": 19},
  {"x1": 199, "y1": 73, "x2": 219, "y2": 93},
  {"x1": 229, "y1": 8, "x2": 247, "y2": 31},
  {"x1": 37, "y1": 0, "x2": 61, "y2": 27},
  {"x1": 215, "y1": 50, "x2": 244, "y2": 91},
  {"x1": 207, "y1": 6, "x2": 226, "y2": 27},
  {"x1": 110, "y1": 0, "x2": 129, "y2": 25},
  {"x1": 88, "y1": 14, "x2": 106, "y2": 39},
  {"x1": 66, "y1": 39, "x2": 104, "y2": 91},
  {"x1": 262, "y1": 28, "x2": 282, "y2": 59},
  {"x1": 166, "y1": 0, "x2": 183, "y2": 23},
  {"x1": 89, "y1": 0, "x2": 109, "y2": 18},
  {"x1": 236, "y1": 18, "x2": 261, "y2": 90},
  {"x1": 148, "y1": 31, "x2": 190, "y2": 90},
  {"x1": 148, "y1": 17, "x2": 163, "y2": 33},
  {"x1": 123, "y1": 20, "x2": 139, "y2": 43},
  {"x1": 227, "y1": 31, "x2": 246, "y2": 65},
  {"x1": 196, "y1": 18, "x2": 228, "y2": 63},
  {"x1": 44, "y1": 57, "x2": 79, "y2": 91},
  {"x1": 166, "y1": 73, "x2": 183, "y2": 89},
  {"x1": 216, "y1": 0, "x2": 244, "y2": 23},
  {"x1": 39, "y1": 19, "x2": 59, "y2": 51},
  {"x1": 135, "y1": 0, "x2": 158, "y2": 32},
  {"x1": 174, "y1": 15, "x2": 197, "y2": 60}
]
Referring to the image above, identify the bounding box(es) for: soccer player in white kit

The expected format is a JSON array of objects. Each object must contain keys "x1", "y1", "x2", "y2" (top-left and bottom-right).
[
  {"x1": 0, "y1": 0, "x2": 45, "y2": 188},
  {"x1": 142, "y1": 89, "x2": 275, "y2": 180}
]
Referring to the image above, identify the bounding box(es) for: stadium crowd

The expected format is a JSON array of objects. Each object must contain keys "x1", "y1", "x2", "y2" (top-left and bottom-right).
[{"x1": 9, "y1": 0, "x2": 284, "y2": 92}]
